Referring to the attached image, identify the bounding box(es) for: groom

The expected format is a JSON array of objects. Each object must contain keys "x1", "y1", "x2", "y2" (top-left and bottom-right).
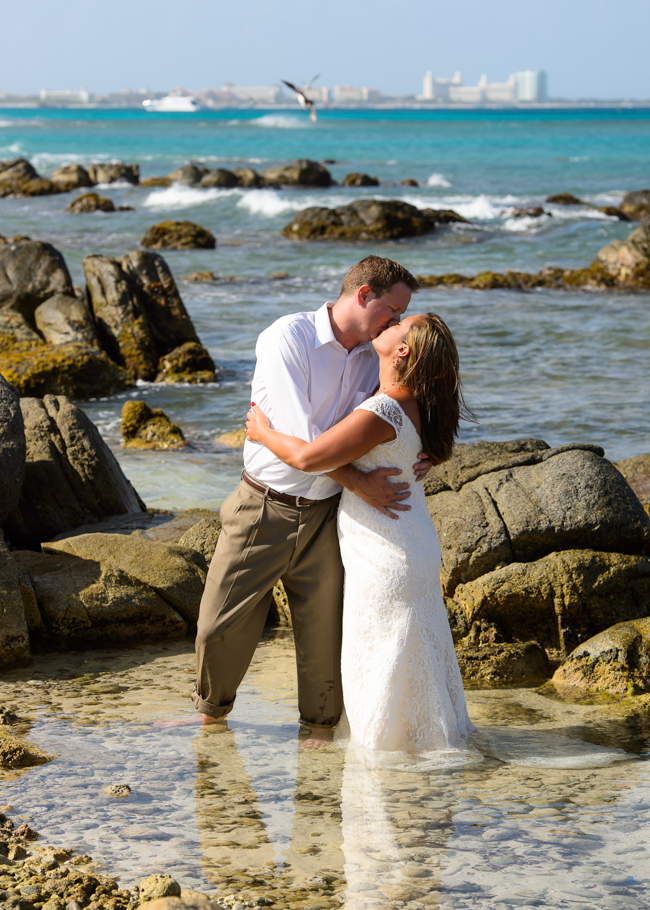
[{"x1": 193, "y1": 256, "x2": 425, "y2": 745}]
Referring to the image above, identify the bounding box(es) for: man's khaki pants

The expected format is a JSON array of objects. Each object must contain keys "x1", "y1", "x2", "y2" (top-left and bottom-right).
[{"x1": 192, "y1": 479, "x2": 344, "y2": 727}]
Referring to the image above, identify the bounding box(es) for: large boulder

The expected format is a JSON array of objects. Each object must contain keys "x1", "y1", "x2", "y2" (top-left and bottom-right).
[
  {"x1": 87, "y1": 162, "x2": 139, "y2": 185},
  {"x1": 427, "y1": 444, "x2": 650, "y2": 596},
  {"x1": 260, "y1": 158, "x2": 332, "y2": 187},
  {"x1": 141, "y1": 221, "x2": 216, "y2": 250},
  {"x1": 0, "y1": 375, "x2": 26, "y2": 523},
  {"x1": 0, "y1": 240, "x2": 74, "y2": 322},
  {"x1": 552, "y1": 617, "x2": 650, "y2": 695},
  {"x1": 121, "y1": 400, "x2": 187, "y2": 450},
  {"x1": 596, "y1": 223, "x2": 650, "y2": 286},
  {"x1": 0, "y1": 158, "x2": 58, "y2": 197},
  {"x1": 34, "y1": 293, "x2": 99, "y2": 347},
  {"x1": 50, "y1": 163, "x2": 94, "y2": 192},
  {"x1": 231, "y1": 166, "x2": 263, "y2": 188},
  {"x1": 449, "y1": 550, "x2": 650, "y2": 655},
  {"x1": 83, "y1": 254, "x2": 159, "y2": 380},
  {"x1": 282, "y1": 199, "x2": 437, "y2": 241},
  {"x1": 455, "y1": 639, "x2": 550, "y2": 686},
  {"x1": 0, "y1": 341, "x2": 128, "y2": 399},
  {"x1": 423, "y1": 438, "x2": 550, "y2": 495},
  {"x1": 2, "y1": 395, "x2": 144, "y2": 549},
  {"x1": 44, "y1": 532, "x2": 205, "y2": 624},
  {"x1": 14, "y1": 548, "x2": 187, "y2": 650},
  {"x1": 167, "y1": 164, "x2": 209, "y2": 186},
  {"x1": 615, "y1": 453, "x2": 650, "y2": 513},
  {"x1": 0, "y1": 533, "x2": 31, "y2": 669},
  {"x1": 619, "y1": 189, "x2": 650, "y2": 221}
]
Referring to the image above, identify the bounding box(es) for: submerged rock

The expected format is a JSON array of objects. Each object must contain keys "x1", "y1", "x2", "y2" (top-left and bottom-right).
[
  {"x1": 511, "y1": 205, "x2": 547, "y2": 218},
  {"x1": 545, "y1": 192, "x2": 584, "y2": 205},
  {"x1": 0, "y1": 730, "x2": 54, "y2": 767},
  {"x1": 343, "y1": 172, "x2": 379, "y2": 187},
  {"x1": 400, "y1": 178, "x2": 419, "y2": 187},
  {"x1": 121, "y1": 400, "x2": 187, "y2": 450},
  {"x1": 65, "y1": 192, "x2": 116, "y2": 213},
  {"x1": 282, "y1": 199, "x2": 438, "y2": 241},
  {"x1": 552, "y1": 617, "x2": 650, "y2": 695},
  {"x1": 141, "y1": 220, "x2": 216, "y2": 250},
  {"x1": 260, "y1": 158, "x2": 332, "y2": 187},
  {"x1": 3, "y1": 395, "x2": 144, "y2": 549},
  {"x1": 620, "y1": 189, "x2": 650, "y2": 221},
  {"x1": 50, "y1": 163, "x2": 94, "y2": 192}
]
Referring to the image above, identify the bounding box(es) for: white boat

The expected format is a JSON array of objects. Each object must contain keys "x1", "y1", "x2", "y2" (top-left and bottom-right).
[{"x1": 143, "y1": 93, "x2": 202, "y2": 113}]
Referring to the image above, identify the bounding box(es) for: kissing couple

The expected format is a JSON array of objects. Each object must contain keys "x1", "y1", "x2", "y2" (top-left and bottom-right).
[{"x1": 192, "y1": 255, "x2": 474, "y2": 754}]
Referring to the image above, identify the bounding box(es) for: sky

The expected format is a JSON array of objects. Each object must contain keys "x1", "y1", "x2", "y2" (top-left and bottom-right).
[{"x1": 3, "y1": 0, "x2": 650, "y2": 100}]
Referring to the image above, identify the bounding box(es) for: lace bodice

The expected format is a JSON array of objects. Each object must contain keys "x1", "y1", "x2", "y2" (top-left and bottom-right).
[{"x1": 338, "y1": 393, "x2": 474, "y2": 754}]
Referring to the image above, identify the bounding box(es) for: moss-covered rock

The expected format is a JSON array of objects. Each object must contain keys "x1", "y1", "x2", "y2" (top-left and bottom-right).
[
  {"x1": 545, "y1": 192, "x2": 584, "y2": 205},
  {"x1": 615, "y1": 453, "x2": 650, "y2": 513},
  {"x1": 282, "y1": 199, "x2": 438, "y2": 241},
  {"x1": 141, "y1": 221, "x2": 216, "y2": 250},
  {"x1": 0, "y1": 159, "x2": 60, "y2": 197},
  {"x1": 0, "y1": 730, "x2": 54, "y2": 768},
  {"x1": 552, "y1": 618, "x2": 650, "y2": 695},
  {"x1": 343, "y1": 172, "x2": 379, "y2": 187},
  {"x1": 138, "y1": 873, "x2": 181, "y2": 901},
  {"x1": 155, "y1": 342, "x2": 217, "y2": 384},
  {"x1": 65, "y1": 193, "x2": 116, "y2": 213},
  {"x1": 141, "y1": 176, "x2": 173, "y2": 187},
  {"x1": 455, "y1": 639, "x2": 550, "y2": 686},
  {"x1": 121, "y1": 400, "x2": 187, "y2": 450},
  {"x1": 0, "y1": 341, "x2": 129, "y2": 398},
  {"x1": 216, "y1": 428, "x2": 246, "y2": 447}
]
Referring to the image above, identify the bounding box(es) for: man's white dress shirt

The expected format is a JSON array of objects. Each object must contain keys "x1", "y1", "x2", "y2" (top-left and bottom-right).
[{"x1": 243, "y1": 302, "x2": 379, "y2": 499}]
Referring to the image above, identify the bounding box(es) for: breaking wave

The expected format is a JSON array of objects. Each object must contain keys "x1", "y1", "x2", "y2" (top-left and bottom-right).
[
  {"x1": 252, "y1": 114, "x2": 311, "y2": 129},
  {"x1": 143, "y1": 184, "x2": 239, "y2": 209},
  {"x1": 426, "y1": 172, "x2": 452, "y2": 188}
]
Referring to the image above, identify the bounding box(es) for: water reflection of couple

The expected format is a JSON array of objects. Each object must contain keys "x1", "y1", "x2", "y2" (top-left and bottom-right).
[{"x1": 193, "y1": 256, "x2": 474, "y2": 755}]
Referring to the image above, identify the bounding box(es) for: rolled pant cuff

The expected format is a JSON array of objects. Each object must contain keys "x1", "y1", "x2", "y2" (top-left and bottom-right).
[
  {"x1": 299, "y1": 717, "x2": 340, "y2": 729},
  {"x1": 192, "y1": 688, "x2": 234, "y2": 719}
]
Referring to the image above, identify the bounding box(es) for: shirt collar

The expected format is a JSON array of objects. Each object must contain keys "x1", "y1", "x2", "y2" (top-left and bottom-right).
[{"x1": 314, "y1": 302, "x2": 373, "y2": 355}]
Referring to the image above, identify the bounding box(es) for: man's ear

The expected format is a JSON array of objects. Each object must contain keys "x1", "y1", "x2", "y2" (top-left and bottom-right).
[{"x1": 357, "y1": 284, "x2": 373, "y2": 306}]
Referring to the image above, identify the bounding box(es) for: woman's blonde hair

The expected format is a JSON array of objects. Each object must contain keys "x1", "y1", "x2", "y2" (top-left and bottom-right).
[{"x1": 395, "y1": 313, "x2": 472, "y2": 465}]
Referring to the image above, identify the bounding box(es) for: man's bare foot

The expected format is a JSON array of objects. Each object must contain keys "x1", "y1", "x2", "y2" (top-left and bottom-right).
[
  {"x1": 153, "y1": 714, "x2": 226, "y2": 728},
  {"x1": 303, "y1": 727, "x2": 334, "y2": 749}
]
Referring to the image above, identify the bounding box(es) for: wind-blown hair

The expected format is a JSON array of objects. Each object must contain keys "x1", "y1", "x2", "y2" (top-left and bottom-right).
[{"x1": 395, "y1": 313, "x2": 472, "y2": 465}]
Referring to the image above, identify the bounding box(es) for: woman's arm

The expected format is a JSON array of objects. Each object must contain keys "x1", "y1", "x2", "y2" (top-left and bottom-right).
[{"x1": 246, "y1": 404, "x2": 396, "y2": 473}]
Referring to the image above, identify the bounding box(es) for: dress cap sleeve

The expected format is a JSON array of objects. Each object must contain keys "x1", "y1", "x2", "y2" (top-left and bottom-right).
[{"x1": 355, "y1": 394, "x2": 404, "y2": 434}]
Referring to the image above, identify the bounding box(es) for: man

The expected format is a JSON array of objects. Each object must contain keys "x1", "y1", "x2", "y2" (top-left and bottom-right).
[{"x1": 193, "y1": 256, "x2": 427, "y2": 746}]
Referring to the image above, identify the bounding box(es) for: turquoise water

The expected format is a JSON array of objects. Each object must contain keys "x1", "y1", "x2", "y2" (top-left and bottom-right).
[{"x1": 1, "y1": 107, "x2": 649, "y2": 508}]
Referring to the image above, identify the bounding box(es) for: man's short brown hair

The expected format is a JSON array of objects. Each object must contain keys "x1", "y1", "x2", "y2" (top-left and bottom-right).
[{"x1": 339, "y1": 255, "x2": 420, "y2": 299}]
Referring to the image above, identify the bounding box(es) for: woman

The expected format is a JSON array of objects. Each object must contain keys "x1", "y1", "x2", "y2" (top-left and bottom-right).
[{"x1": 246, "y1": 313, "x2": 474, "y2": 755}]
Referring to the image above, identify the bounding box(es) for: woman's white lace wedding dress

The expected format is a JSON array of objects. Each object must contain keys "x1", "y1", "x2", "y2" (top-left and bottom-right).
[{"x1": 338, "y1": 394, "x2": 475, "y2": 754}]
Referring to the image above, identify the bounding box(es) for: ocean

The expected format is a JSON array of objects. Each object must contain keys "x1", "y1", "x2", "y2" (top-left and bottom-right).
[{"x1": 1, "y1": 107, "x2": 649, "y2": 509}]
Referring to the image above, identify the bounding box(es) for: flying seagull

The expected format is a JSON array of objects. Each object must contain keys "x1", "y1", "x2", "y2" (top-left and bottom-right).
[{"x1": 282, "y1": 79, "x2": 318, "y2": 122}]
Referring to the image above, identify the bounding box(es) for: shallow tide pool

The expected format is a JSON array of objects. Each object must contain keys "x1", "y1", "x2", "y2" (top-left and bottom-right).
[{"x1": 1, "y1": 636, "x2": 649, "y2": 908}]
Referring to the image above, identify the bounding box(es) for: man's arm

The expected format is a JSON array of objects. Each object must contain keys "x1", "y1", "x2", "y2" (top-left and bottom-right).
[{"x1": 328, "y1": 464, "x2": 411, "y2": 519}]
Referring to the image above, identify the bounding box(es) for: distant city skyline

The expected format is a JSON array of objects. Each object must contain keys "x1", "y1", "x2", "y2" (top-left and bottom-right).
[{"x1": 1, "y1": 0, "x2": 649, "y2": 101}]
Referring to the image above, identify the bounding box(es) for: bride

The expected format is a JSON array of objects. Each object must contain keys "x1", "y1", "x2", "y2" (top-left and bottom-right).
[{"x1": 246, "y1": 312, "x2": 474, "y2": 754}]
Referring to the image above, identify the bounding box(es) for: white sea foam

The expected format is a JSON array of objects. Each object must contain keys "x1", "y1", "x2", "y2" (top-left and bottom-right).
[
  {"x1": 0, "y1": 142, "x2": 22, "y2": 155},
  {"x1": 0, "y1": 120, "x2": 13, "y2": 128},
  {"x1": 143, "y1": 183, "x2": 239, "y2": 209},
  {"x1": 237, "y1": 189, "x2": 350, "y2": 218},
  {"x1": 503, "y1": 214, "x2": 552, "y2": 233},
  {"x1": 253, "y1": 114, "x2": 311, "y2": 129},
  {"x1": 426, "y1": 172, "x2": 452, "y2": 188}
]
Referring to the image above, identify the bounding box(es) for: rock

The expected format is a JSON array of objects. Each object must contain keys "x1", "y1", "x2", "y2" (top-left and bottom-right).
[
  {"x1": 0, "y1": 158, "x2": 58, "y2": 197},
  {"x1": 545, "y1": 193, "x2": 584, "y2": 205},
  {"x1": 0, "y1": 375, "x2": 26, "y2": 523},
  {"x1": 181, "y1": 271, "x2": 216, "y2": 283},
  {"x1": 118, "y1": 250, "x2": 202, "y2": 354},
  {"x1": 50, "y1": 164, "x2": 94, "y2": 192},
  {"x1": 0, "y1": 730, "x2": 54, "y2": 767},
  {"x1": 0, "y1": 240, "x2": 74, "y2": 321},
  {"x1": 155, "y1": 342, "x2": 217, "y2": 384},
  {"x1": 0, "y1": 533, "x2": 31, "y2": 670},
  {"x1": 167, "y1": 164, "x2": 209, "y2": 186},
  {"x1": 65, "y1": 193, "x2": 115, "y2": 213},
  {"x1": 3, "y1": 395, "x2": 144, "y2": 549},
  {"x1": 342, "y1": 172, "x2": 379, "y2": 187},
  {"x1": 198, "y1": 168, "x2": 239, "y2": 188},
  {"x1": 423, "y1": 438, "x2": 551, "y2": 496},
  {"x1": 44, "y1": 532, "x2": 205, "y2": 624},
  {"x1": 596, "y1": 223, "x2": 650, "y2": 286},
  {"x1": 14, "y1": 548, "x2": 187, "y2": 649},
  {"x1": 0, "y1": 307, "x2": 43, "y2": 347},
  {"x1": 34, "y1": 294, "x2": 99, "y2": 347},
  {"x1": 138, "y1": 874, "x2": 181, "y2": 902},
  {"x1": 216, "y1": 428, "x2": 246, "y2": 447},
  {"x1": 15, "y1": 822, "x2": 38, "y2": 840},
  {"x1": 400, "y1": 178, "x2": 419, "y2": 187},
  {"x1": 83, "y1": 254, "x2": 159, "y2": 381},
  {"x1": 141, "y1": 221, "x2": 216, "y2": 250},
  {"x1": 231, "y1": 166, "x2": 263, "y2": 188},
  {"x1": 615, "y1": 453, "x2": 650, "y2": 512},
  {"x1": 448, "y1": 550, "x2": 650, "y2": 654},
  {"x1": 0, "y1": 341, "x2": 128, "y2": 399},
  {"x1": 103, "y1": 784, "x2": 131, "y2": 798},
  {"x1": 422, "y1": 208, "x2": 470, "y2": 224},
  {"x1": 596, "y1": 205, "x2": 629, "y2": 220},
  {"x1": 260, "y1": 158, "x2": 332, "y2": 187},
  {"x1": 141, "y1": 176, "x2": 172, "y2": 187},
  {"x1": 552, "y1": 617, "x2": 650, "y2": 695},
  {"x1": 282, "y1": 199, "x2": 437, "y2": 241},
  {"x1": 269, "y1": 579, "x2": 291, "y2": 627},
  {"x1": 177, "y1": 518, "x2": 221, "y2": 566},
  {"x1": 86, "y1": 162, "x2": 139, "y2": 185},
  {"x1": 121, "y1": 400, "x2": 187, "y2": 450},
  {"x1": 455, "y1": 639, "x2": 550, "y2": 686},
  {"x1": 141, "y1": 899, "x2": 211, "y2": 909},
  {"x1": 619, "y1": 189, "x2": 650, "y2": 221},
  {"x1": 511, "y1": 206, "x2": 547, "y2": 218},
  {"x1": 428, "y1": 445, "x2": 650, "y2": 597}
]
